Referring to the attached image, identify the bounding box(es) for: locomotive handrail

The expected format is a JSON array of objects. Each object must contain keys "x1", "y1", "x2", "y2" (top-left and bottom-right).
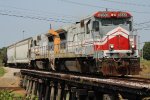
[{"x1": 32, "y1": 34, "x2": 138, "y2": 58}]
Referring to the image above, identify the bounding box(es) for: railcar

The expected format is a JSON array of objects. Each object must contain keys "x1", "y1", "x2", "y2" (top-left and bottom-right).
[
  {"x1": 29, "y1": 11, "x2": 140, "y2": 75},
  {"x1": 7, "y1": 37, "x2": 32, "y2": 68}
]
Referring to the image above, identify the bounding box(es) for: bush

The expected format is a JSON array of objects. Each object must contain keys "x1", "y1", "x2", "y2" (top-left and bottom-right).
[
  {"x1": 0, "y1": 67, "x2": 5, "y2": 77},
  {"x1": 0, "y1": 90, "x2": 23, "y2": 100},
  {"x1": 143, "y1": 42, "x2": 150, "y2": 60},
  {"x1": 0, "y1": 47, "x2": 7, "y2": 66}
]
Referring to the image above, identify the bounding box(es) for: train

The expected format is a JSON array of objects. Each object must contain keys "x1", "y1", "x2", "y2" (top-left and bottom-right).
[{"x1": 6, "y1": 11, "x2": 141, "y2": 75}]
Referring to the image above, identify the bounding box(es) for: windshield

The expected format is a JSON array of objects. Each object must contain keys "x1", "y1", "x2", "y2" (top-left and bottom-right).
[
  {"x1": 101, "y1": 18, "x2": 127, "y2": 26},
  {"x1": 94, "y1": 18, "x2": 132, "y2": 36},
  {"x1": 92, "y1": 18, "x2": 132, "y2": 39}
]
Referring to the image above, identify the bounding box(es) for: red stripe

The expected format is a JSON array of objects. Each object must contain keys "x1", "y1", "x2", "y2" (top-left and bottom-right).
[
  {"x1": 94, "y1": 29, "x2": 128, "y2": 43},
  {"x1": 94, "y1": 35, "x2": 130, "y2": 51}
]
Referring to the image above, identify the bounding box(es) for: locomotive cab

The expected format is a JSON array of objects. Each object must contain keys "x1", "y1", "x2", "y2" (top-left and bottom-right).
[{"x1": 93, "y1": 12, "x2": 133, "y2": 50}]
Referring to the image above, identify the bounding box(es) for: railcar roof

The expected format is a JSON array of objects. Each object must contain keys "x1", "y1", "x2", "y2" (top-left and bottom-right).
[{"x1": 7, "y1": 37, "x2": 32, "y2": 48}]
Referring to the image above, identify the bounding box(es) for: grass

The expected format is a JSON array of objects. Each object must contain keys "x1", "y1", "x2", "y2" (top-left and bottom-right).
[
  {"x1": 0, "y1": 66, "x2": 5, "y2": 77},
  {"x1": 140, "y1": 59, "x2": 150, "y2": 78},
  {"x1": 0, "y1": 59, "x2": 2, "y2": 66}
]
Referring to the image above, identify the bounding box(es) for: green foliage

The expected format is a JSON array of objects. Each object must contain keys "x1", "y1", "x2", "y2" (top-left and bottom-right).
[
  {"x1": 0, "y1": 67, "x2": 5, "y2": 77},
  {"x1": 0, "y1": 90, "x2": 38, "y2": 100},
  {"x1": 143, "y1": 42, "x2": 150, "y2": 60},
  {"x1": 0, "y1": 47, "x2": 7, "y2": 65},
  {"x1": 0, "y1": 90, "x2": 23, "y2": 100},
  {"x1": 25, "y1": 94, "x2": 38, "y2": 100},
  {"x1": 0, "y1": 47, "x2": 7, "y2": 59}
]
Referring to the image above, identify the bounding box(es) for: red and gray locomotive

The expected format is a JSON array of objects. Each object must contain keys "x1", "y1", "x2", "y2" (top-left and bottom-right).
[{"x1": 6, "y1": 11, "x2": 140, "y2": 75}]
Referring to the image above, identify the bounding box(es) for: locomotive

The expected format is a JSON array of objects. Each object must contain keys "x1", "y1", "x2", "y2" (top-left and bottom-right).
[{"x1": 6, "y1": 11, "x2": 140, "y2": 75}]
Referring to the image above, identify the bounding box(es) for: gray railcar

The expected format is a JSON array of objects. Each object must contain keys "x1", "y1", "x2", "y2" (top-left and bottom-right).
[{"x1": 7, "y1": 37, "x2": 32, "y2": 67}]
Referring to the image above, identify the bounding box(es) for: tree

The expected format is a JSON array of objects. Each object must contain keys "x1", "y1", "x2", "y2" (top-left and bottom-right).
[
  {"x1": 143, "y1": 42, "x2": 150, "y2": 60},
  {"x1": 0, "y1": 47, "x2": 7, "y2": 64}
]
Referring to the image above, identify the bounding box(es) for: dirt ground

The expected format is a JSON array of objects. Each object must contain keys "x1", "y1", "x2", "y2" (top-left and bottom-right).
[{"x1": 0, "y1": 67, "x2": 26, "y2": 96}]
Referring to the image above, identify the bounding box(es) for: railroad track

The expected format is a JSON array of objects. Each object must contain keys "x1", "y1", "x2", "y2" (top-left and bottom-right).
[
  {"x1": 20, "y1": 69, "x2": 150, "y2": 100},
  {"x1": 108, "y1": 76, "x2": 150, "y2": 85}
]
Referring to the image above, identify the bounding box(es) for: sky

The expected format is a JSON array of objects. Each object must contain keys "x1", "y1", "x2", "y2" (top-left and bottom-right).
[{"x1": 0, "y1": 0, "x2": 150, "y2": 48}]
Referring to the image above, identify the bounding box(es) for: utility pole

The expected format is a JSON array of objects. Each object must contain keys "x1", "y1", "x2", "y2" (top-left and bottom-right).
[
  {"x1": 23, "y1": 30, "x2": 25, "y2": 39},
  {"x1": 50, "y1": 24, "x2": 52, "y2": 29},
  {"x1": 142, "y1": 44, "x2": 143, "y2": 60},
  {"x1": 141, "y1": 42, "x2": 145, "y2": 60}
]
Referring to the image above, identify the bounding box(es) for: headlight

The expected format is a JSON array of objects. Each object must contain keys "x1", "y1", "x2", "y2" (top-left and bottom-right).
[
  {"x1": 110, "y1": 44, "x2": 114, "y2": 51},
  {"x1": 131, "y1": 45, "x2": 135, "y2": 49},
  {"x1": 110, "y1": 44, "x2": 114, "y2": 49},
  {"x1": 131, "y1": 44, "x2": 135, "y2": 54}
]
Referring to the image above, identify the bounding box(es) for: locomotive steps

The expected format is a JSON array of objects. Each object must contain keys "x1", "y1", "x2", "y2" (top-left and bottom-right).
[{"x1": 20, "y1": 69, "x2": 150, "y2": 100}]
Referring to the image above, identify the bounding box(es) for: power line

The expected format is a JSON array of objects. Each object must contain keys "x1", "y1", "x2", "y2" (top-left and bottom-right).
[
  {"x1": 59, "y1": 0, "x2": 150, "y2": 14},
  {"x1": 100, "y1": 0, "x2": 150, "y2": 8},
  {"x1": 0, "y1": 2, "x2": 150, "y2": 27},
  {"x1": 0, "y1": 12, "x2": 73, "y2": 23},
  {"x1": 134, "y1": 21, "x2": 150, "y2": 26},
  {"x1": 0, "y1": 9, "x2": 74, "y2": 22},
  {"x1": 136, "y1": 28, "x2": 150, "y2": 31},
  {"x1": 2, "y1": 9, "x2": 150, "y2": 27},
  {"x1": 135, "y1": 25, "x2": 150, "y2": 30},
  {"x1": 142, "y1": 29, "x2": 150, "y2": 30},
  {"x1": 1, "y1": 8, "x2": 150, "y2": 27},
  {"x1": 0, "y1": 4, "x2": 80, "y2": 19},
  {"x1": 59, "y1": 0, "x2": 116, "y2": 10}
]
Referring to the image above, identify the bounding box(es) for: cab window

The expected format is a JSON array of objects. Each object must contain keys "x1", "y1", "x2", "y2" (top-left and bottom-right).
[{"x1": 93, "y1": 21, "x2": 99, "y2": 31}]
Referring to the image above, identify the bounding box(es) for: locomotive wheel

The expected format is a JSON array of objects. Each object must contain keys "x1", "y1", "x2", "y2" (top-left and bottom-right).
[
  {"x1": 100, "y1": 60, "x2": 118, "y2": 75},
  {"x1": 117, "y1": 66, "x2": 130, "y2": 75}
]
